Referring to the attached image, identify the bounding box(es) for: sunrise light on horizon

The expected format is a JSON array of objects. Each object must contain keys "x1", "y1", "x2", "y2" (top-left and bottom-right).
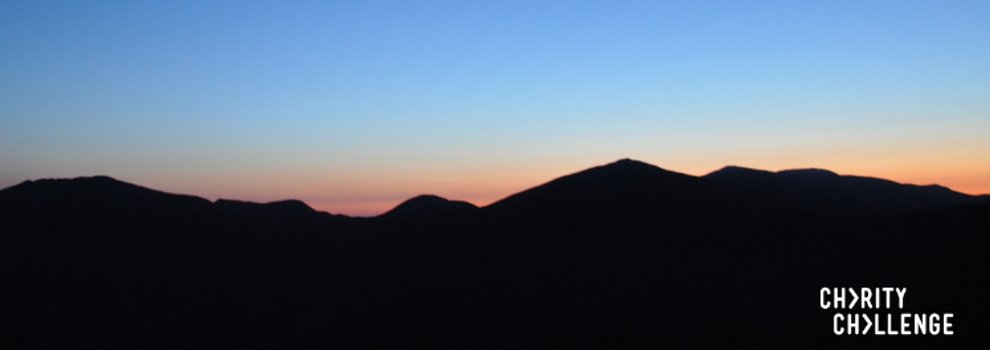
[{"x1": 2, "y1": 1, "x2": 988, "y2": 216}]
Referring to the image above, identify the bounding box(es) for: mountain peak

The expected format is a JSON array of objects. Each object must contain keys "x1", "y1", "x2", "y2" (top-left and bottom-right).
[
  {"x1": 706, "y1": 165, "x2": 773, "y2": 177},
  {"x1": 704, "y1": 166, "x2": 982, "y2": 211},
  {"x1": 265, "y1": 199, "x2": 315, "y2": 212},
  {"x1": 777, "y1": 168, "x2": 839, "y2": 178},
  {"x1": 381, "y1": 194, "x2": 478, "y2": 219},
  {"x1": 0, "y1": 175, "x2": 212, "y2": 213},
  {"x1": 560, "y1": 158, "x2": 685, "y2": 181},
  {"x1": 573, "y1": 158, "x2": 689, "y2": 180},
  {"x1": 485, "y1": 158, "x2": 700, "y2": 213},
  {"x1": 215, "y1": 198, "x2": 317, "y2": 212},
  {"x1": 15, "y1": 175, "x2": 123, "y2": 186},
  {"x1": 602, "y1": 158, "x2": 660, "y2": 170},
  {"x1": 407, "y1": 194, "x2": 450, "y2": 202},
  {"x1": 2, "y1": 175, "x2": 159, "y2": 197}
]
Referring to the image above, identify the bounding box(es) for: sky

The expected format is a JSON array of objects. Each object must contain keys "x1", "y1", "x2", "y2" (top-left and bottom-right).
[{"x1": 1, "y1": 0, "x2": 988, "y2": 215}]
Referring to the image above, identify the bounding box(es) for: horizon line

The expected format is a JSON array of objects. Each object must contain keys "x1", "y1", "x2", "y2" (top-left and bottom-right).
[{"x1": 5, "y1": 158, "x2": 987, "y2": 217}]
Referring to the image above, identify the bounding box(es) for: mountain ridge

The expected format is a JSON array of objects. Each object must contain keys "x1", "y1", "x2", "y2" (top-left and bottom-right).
[
  {"x1": 1, "y1": 160, "x2": 988, "y2": 349},
  {"x1": 3, "y1": 160, "x2": 986, "y2": 217},
  {"x1": 705, "y1": 165, "x2": 986, "y2": 211},
  {"x1": 380, "y1": 194, "x2": 478, "y2": 219}
]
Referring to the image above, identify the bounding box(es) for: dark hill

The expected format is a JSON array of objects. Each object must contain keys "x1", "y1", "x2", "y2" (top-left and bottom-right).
[
  {"x1": 0, "y1": 176, "x2": 215, "y2": 237},
  {"x1": 380, "y1": 194, "x2": 478, "y2": 220},
  {"x1": 215, "y1": 198, "x2": 318, "y2": 213},
  {"x1": 486, "y1": 158, "x2": 720, "y2": 219},
  {"x1": 1, "y1": 162, "x2": 988, "y2": 349},
  {"x1": 0, "y1": 175, "x2": 212, "y2": 210},
  {"x1": 705, "y1": 166, "x2": 986, "y2": 211}
]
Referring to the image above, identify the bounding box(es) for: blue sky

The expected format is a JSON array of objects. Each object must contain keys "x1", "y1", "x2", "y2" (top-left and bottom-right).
[{"x1": 2, "y1": 0, "x2": 989, "y2": 214}]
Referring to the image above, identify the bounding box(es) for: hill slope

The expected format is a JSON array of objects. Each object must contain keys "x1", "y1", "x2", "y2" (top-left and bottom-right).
[{"x1": 1, "y1": 162, "x2": 987, "y2": 349}]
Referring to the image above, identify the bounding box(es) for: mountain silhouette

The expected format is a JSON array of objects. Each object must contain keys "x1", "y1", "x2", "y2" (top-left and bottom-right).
[
  {"x1": 1, "y1": 161, "x2": 987, "y2": 349},
  {"x1": 216, "y1": 198, "x2": 319, "y2": 214},
  {"x1": 380, "y1": 194, "x2": 478, "y2": 220},
  {"x1": 488, "y1": 158, "x2": 702, "y2": 212},
  {"x1": 705, "y1": 165, "x2": 987, "y2": 211},
  {"x1": 0, "y1": 175, "x2": 212, "y2": 210}
]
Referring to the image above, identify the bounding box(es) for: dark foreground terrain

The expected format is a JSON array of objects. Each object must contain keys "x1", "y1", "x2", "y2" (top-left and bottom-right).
[{"x1": 1, "y1": 159, "x2": 987, "y2": 349}]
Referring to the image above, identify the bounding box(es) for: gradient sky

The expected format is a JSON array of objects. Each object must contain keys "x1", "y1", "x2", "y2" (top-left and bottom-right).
[{"x1": 2, "y1": 0, "x2": 989, "y2": 215}]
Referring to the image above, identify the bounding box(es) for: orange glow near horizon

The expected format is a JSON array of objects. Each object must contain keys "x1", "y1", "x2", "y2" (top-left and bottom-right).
[
  {"x1": 293, "y1": 170, "x2": 989, "y2": 216},
  {"x1": 3, "y1": 1, "x2": 989, "y2": 218},
  {"x1": 134, "y1": 157, "x2": 988, "y2": 217},
  {"x1": 4, "y1": 142, "x2": 987, "y2": 217}
]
